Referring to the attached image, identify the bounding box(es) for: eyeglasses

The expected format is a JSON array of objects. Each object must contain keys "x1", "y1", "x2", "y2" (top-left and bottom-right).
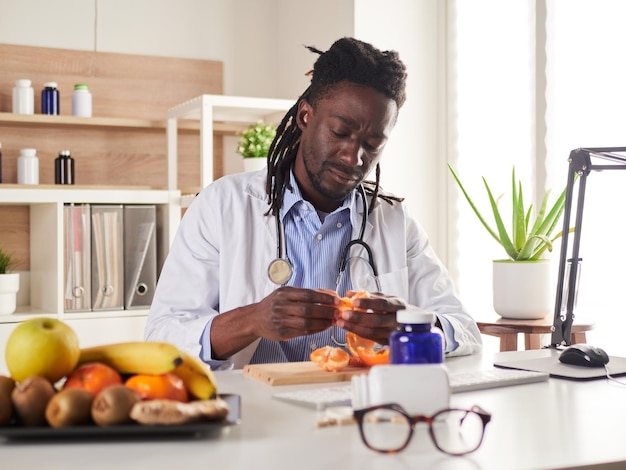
[{"x1": 353, "y1": 403, "x2": 491, "y2": 456}]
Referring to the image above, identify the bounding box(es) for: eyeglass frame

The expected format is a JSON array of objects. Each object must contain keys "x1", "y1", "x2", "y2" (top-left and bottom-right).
[{"x1": 352, "y1": 403, "x2": 492, "y2": 456}]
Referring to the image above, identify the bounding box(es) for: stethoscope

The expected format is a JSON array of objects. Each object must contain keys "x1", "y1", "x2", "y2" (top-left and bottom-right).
[{"x1": 267, "y1": 184, "x2": 381, "y2": 292}]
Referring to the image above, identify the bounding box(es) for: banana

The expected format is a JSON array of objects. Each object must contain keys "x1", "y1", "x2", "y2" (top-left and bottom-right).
[
  {"x1": 78, "y1": 341, "x2": 183, "y2": 375},
  {"x1": 171, "y1": 351, "x2": 217, "y2": 400}
]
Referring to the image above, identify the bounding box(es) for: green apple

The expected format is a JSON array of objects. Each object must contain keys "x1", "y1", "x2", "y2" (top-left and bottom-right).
[{"x1": 5, "y1": 318, "x2": 80, "y2": 383}]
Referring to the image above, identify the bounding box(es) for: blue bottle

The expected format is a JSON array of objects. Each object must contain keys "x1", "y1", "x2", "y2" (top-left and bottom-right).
[
  {"x1": 389, "y1": 309, "x2": 443, "y2": 364},
  {"x1": 41, "y1": 82, "x2": 60, "y2": 115}
]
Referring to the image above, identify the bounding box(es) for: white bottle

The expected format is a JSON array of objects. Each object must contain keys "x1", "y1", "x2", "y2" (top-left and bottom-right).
[
  {"x1": 17, "y1": 148, "x2": 39, "y2": 184},
  {"x1": 12, "y1": 79, "x2": 35, "y2": 115},
  {"x1": 72, "y1": 84, "x2": 92, "y2": 117}
]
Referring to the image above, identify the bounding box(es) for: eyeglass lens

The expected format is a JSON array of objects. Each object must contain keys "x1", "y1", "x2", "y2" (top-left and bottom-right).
[{"x1": 360, "y1": 408, "x2": 485, "y2": 455}]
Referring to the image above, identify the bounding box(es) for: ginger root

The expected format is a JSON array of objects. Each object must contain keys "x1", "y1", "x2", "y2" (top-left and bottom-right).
[{"x1": 130, "y1": 398, "x2": 229, "y2": 425}]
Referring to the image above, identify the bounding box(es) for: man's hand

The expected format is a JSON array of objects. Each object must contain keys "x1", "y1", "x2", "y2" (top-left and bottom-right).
[
  {"x1": 252, "y1": 287, "x2": 340, "y2": 341},
  {"x1": 335, "y1": 291, "x2": 407, "y2": 345}
]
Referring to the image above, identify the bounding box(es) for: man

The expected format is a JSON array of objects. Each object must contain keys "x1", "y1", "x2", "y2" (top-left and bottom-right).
[{"x1": 146, "y1": 37, "x2": 482, "y2": 369}]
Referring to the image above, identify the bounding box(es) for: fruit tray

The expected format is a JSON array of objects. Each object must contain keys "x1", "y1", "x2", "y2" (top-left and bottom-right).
[{"x1": 0, "y1": 394, "x2": 240, "y2": 441}]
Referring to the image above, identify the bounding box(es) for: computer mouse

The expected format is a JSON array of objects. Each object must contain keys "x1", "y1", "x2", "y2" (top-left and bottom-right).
[{"x1": 558, "y1": 344, "x2": 610, "y2": 368}]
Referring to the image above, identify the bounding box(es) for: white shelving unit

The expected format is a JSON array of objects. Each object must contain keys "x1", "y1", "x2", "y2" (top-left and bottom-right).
[
  {"x1": 0, "y1": 186, "x2": 180, "y2": 324},
  {"x1": 166, "y1": 94, "x2": 293, "y2": 205}
]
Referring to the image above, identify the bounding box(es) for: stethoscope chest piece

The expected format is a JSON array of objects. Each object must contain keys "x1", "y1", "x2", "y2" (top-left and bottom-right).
[{"x1": 268, "y1": 258, "x2": 293, "y2": 285}]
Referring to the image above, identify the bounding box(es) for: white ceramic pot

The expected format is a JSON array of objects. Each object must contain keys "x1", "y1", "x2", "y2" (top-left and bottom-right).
[
  {"x1": 243, "y1": 158, "x2": 266, "y2": 173},
  {"x1": 493, "y1": 259, "x2": 554, "y2": 319},
  {"x1": 0, "y1": 272, "x2": 20, "y2": 315}
]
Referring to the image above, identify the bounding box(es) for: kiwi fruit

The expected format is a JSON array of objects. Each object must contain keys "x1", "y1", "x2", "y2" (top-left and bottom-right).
[
  {"x1": 0, "y1": 375, "x2": 15, "y2": 396},
  {"x1": 0, "y1": 375, "x2": 16, "y2": 426},
  {"x1": 11, "y1": 376, "x2": 56, "y2": 427},
  {"x1": 45, "y1": 388, "x2": 94, "y2": 428},
  {"x1": 91, "y1": 384, "x2": 141, "y2": 426},
  {"x1": 0, "y1": 391, "x2": 14, "y2": 426}
]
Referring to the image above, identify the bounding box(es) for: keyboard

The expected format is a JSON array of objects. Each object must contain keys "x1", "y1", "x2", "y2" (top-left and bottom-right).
[{"x1": 272, "y1": 368, "x2": 549, "y2": 410}]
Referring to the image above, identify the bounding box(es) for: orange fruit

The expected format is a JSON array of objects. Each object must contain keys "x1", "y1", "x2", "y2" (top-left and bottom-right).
[
  {"x1": 346, "y1": 332, "x2": 389, "y2": 367},
  {"x1": 330, "y1": 290, "x2": 371, "y2": 323},
  {"x1": 310, "y1": 346, "x2": 350, "y2": 372},
  {"x1": 125, "y1": 373, "x2": 189, "y2": 402},
  {"x1": 63, "y1": 362, "x2": 123, "y2": 396}
]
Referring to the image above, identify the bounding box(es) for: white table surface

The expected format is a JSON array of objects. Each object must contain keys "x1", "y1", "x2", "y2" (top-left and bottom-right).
[{"x1": 2, "y1": 349, "x2": 625, "y2": 470}]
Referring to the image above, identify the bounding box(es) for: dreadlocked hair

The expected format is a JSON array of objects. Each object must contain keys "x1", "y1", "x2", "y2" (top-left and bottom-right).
[{"x1": 266, "y1": 37, "x2": 407, "y2": 216}]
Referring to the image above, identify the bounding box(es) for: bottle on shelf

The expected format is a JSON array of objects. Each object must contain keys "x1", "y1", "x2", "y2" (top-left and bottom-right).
[
  {"x1": 389, "y1": 309, "x2": 443, "y2": 364},
  {"x1": 17, "y1": 148, "x2": 39, "y2": 185},
  {"x1": 12, "y1": 79, "x2": 34, "y2": 115},
  {"x1": 41, "y1": 82, "x2": 60, "y2": 115},
  {"x1": 72, "y1": 84, "x2": 92, "y2": 117},
  {"x1": 55, "y1": 150, "x2": 75, "y2": 184}
]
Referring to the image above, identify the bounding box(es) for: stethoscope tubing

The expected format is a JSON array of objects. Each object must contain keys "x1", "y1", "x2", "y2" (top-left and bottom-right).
[{"x1": 269, "y1": 183, "x2": 379, "y2": 290}]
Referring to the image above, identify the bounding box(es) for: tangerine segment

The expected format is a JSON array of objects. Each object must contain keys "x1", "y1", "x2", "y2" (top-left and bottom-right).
[
  {"x1": 125, "y1": 373, "x2": 189, "y2": 403},
  {"x1": 310, "y1": 346, "x2": 350, "y2": 372},
  {"x1": 346, "y1": 332, "x2": 390, "y2": 367}
]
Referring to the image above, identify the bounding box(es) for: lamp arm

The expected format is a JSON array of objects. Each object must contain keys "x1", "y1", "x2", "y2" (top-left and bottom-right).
[
  {"x1": 550, "y1": 149, "x2": 590, "y2": 347},
  {"x1": 549, "y1": 147, "x2": 626, "y2": 348}
]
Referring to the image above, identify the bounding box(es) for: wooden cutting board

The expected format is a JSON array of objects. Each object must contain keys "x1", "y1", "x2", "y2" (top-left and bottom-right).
[{"x1": 243, "y1": 362, "x2": 368, "y2": 385}]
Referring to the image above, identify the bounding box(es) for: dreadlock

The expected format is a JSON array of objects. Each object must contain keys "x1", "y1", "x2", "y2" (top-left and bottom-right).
[{"x1": 265, "y1": 37, "x2": 407, "y2": 216}]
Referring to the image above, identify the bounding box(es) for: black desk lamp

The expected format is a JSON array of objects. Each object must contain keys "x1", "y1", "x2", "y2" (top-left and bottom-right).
[{"x1": 550, "y1": 147, "x2": 626, "y2": 347}]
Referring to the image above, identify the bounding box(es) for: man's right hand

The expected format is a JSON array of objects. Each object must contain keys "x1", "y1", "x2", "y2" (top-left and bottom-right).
[{"x1": 209, "y1": 287, "x2": 340, "y2": 359}]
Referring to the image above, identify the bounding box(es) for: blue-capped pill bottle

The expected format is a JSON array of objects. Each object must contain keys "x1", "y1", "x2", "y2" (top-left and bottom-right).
[
  {"x1": 390, "y1": 309, "x2": 443, "y2": 364},
  {"x1": 41, "y1": 82, "x2": 60, "y2": 115}
]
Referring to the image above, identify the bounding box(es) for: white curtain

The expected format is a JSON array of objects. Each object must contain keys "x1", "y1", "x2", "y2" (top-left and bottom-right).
[
  {"x1": 449, "y1": 0, "x2": 626, "y2": 353},
  {"x1": 448, "y1": 0, "x2": 535, "y2": 317}
]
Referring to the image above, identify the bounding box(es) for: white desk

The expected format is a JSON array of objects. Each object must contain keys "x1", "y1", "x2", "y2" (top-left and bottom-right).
[{"x1": 2, "y1": 350, "x2": 625, "y2": 470}]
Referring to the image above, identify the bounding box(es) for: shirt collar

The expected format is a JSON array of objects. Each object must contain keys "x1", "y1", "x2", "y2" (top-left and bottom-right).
[{"x1": 279, "y1": 170, "x2": 356, "y2": 221}]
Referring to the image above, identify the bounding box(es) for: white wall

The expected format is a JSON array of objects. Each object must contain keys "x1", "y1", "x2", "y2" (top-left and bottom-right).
[{"x1": 354, "y1": 0, "x2": 445, "y2": 256}]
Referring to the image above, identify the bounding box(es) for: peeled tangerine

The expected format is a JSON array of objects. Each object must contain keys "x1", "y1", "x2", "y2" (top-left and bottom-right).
[{"x1": 310, "y1": 346, "x2": 350, "y2": 372}]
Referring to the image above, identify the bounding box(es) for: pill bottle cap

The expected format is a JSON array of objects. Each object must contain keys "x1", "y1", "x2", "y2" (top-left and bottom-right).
[
  {"x1": 16, "y1": 79, "x2": 32, "y2": 87},
  {"x1": 19, "y1": 148, "x2": 37, "y2": 157},
  {"x1": 59, "y1": 150, "x2": 71, "y2": 156},
  {"x1": 44, "y1": 82, "x2": 58, "y2": 88},
  {"x1": 396, "y1": 309, "x2": 435, "y2": 325},
  {"x1": 74, "y1": 83, "x2": 90, "y2": 91}
]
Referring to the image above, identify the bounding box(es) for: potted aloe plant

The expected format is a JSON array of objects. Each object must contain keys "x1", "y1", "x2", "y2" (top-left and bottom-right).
[
  {"x1": 236, "y1": 121, "x2": 277, "y2": 173},
  {"x1": 448, "y1": 164, "x2": 570, "y2": 319},
  {"x1": 0, "y1": 247, "x2": 20, "y2": 315}
]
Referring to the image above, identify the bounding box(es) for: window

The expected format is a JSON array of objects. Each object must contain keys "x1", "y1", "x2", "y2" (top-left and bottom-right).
[{"x1": 450, "y1": 0, "x2": 626, "y2": 352}]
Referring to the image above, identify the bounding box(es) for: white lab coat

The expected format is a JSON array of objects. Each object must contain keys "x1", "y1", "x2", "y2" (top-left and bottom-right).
[{"x1": 146, "y1": 169, "x2": 482, "y2": 368}]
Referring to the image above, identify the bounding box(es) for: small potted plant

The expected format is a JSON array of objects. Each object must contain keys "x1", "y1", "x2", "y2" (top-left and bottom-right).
[
  {"x1": 236, "y1": 121, "x2": 277, "y2": 172},
  {"x1": 0, "y1": 247, "x2": 20, "y2": 315},
  {"x1": 448, "y1": 164, "x2": 571, "y2": 319}
]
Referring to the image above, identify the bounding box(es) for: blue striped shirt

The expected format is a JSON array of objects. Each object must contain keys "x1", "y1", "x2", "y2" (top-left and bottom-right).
[{"x1": 250, "y1": 174, "x2": 355, "y2": 363}]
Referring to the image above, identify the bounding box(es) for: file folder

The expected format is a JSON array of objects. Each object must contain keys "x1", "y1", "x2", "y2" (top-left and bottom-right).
[
  {"x1": 63, "y1": 204, "x2": 91, "y2": 312},
  {"x1": 91, "y1": 205, "x2": 124, "y2": 310},
  {"x1": 123, "y1": 205, "x2": 157, "y2": 309}
]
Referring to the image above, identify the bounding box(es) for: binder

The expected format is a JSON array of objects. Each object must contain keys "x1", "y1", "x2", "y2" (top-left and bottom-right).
[
  {"x1": 63, "y1": 204, "x2": 91, "y2": 312},
  {"x1": 123, "y1": 205, "x2": 157, "y2": 309},
  {"x1": 91, "y1": 205, "x2": 124, "y2": 310}
]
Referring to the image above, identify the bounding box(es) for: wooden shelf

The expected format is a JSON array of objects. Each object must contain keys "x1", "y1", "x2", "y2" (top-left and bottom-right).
[{"x1": 0, "y1": 112, "x2": 247, "y2": 134}]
